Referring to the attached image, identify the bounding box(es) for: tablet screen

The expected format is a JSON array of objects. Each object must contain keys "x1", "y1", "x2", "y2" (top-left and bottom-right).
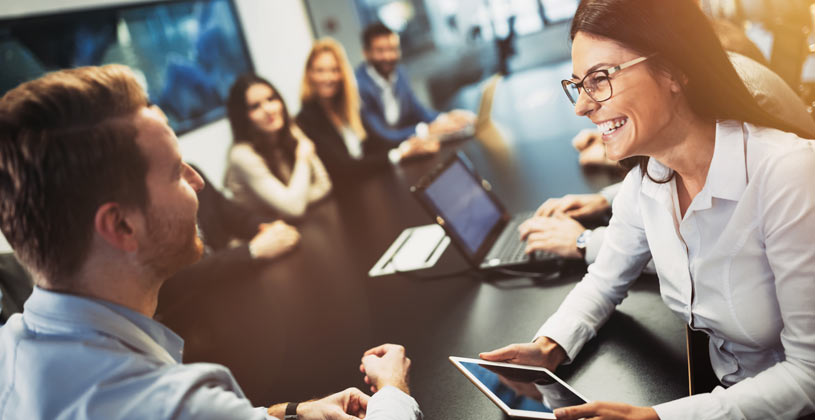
[{"x1": 457, "y1": 360, "x2": 587, "y2": 414}]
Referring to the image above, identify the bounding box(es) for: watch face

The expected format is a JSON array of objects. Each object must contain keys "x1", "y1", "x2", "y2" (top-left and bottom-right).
[{"x1": 576, "y1": 230, "x2": 591, "y2": 249}]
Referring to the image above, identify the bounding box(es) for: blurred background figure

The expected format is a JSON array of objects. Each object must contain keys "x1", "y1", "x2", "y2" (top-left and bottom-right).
[
  {"x1": 355, "y1": 22, "x2": 474, "y2": 144},
  {"x1": 225, "y1": 74, "x2": 332, "y2": 220},
  {"x1": 297, "y1": 38, "x2": 439, "y2": 188}
]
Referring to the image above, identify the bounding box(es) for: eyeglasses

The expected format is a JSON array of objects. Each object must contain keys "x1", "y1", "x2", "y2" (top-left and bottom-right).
[{"x1": 561, "y1": 55, "x2": 652, "y2": 105}]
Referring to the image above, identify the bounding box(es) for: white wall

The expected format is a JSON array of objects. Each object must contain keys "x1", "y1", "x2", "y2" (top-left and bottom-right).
[
  {"x1": 305, "y1": 0, "x2": 365, "y2": 68},
  {"x1": 0, "y1": 0, "x2": 315, "y2": 253},
  {"x1": 1, "y1": 0, "x2": 313, "y2": 187},
  {"x1": 183, "y1": 0, "x2": 314, "y2": 187}
]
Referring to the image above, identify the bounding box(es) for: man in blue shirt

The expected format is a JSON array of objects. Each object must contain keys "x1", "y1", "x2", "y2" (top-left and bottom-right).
[
  {"x1": 355, "y1": 22, "x2": 474, "y2": 144},
  {"x1": 0, "y1": 65, "x2": 421, "y2": 420}
]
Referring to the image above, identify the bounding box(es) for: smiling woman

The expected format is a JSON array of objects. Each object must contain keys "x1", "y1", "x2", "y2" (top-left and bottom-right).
[
  {"x1": 224, "y1": 74, "x2": 332, "y2": 220},
  {"x1": 481, "y1": 1, "x2": 815, "y2": 419},
  {"x1": 296, "y1": 38, "x2": 438, "y2": 186},
  {"x1": 565, "y1": 0, "x2": 810, "y2": 182}
]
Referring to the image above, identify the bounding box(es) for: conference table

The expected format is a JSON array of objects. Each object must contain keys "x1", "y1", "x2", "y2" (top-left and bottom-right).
[{"x1": 156, "y1": 62, "x2": 689, "y2": 418}]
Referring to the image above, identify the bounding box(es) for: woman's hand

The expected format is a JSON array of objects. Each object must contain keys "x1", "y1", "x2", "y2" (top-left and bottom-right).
[
  {"x1": 249, "y1": 221, "x2": 300, "y2": 259},
  {"x1": 519, "y1": 214, "x2": 586, "y2": 259},
  {"x1": 400, "y1": 137, "x2": 440, "y2": 159},
  {"x1": 535, "y1": 193, "x2": 610, "y2": 219},
  {"x1": 296, "y1": 138, "x2": 316, "y2": 160},
  {"x1": 479, "y1": 337, "x2": 568, "y2": 371},
  {"x1": 554, "y1": 402, "x2": 659, "y2": 420},
  {"x1": 571, "y1": 129, "x2": 618, "y2": 168}
]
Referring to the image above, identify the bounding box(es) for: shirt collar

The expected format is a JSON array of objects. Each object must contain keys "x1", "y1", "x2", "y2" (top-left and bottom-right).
[
  {"x1": 706, "y1": 120, "x2": 748, "y2": 201},
  {"x1": 366, "y1": 64, "x2": 397, "y2": 90},
  {"x1": 23, "y1": 287, "x2": 184, "y2": 364},
  {"x1": 639, "y1": 120, "x2": 747, "y2": 204}
]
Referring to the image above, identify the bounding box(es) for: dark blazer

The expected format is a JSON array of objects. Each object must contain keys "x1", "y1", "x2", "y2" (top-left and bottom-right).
[
  {"x1": 191, "y1": 164, "x2": 269, "y2": 252},
  {"x1": 296, "y1": 99, "x2": 394, "y2": 186},
  {"x1": 354, "y1": 64, "x2": 439, "y2": 143}
]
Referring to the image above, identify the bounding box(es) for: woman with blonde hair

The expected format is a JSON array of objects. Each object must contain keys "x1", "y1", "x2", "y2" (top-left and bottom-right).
[{"x1": 296, "y1": 38, "x2": 437, "y2": 186}]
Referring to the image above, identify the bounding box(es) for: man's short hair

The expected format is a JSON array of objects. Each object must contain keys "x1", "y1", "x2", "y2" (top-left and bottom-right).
[
  {"x1": 0, "y1": 65, "x2": 150, "y2": 285},
  {"x1": 362, "y1": 22, "x2": 395, "y2": 50}
]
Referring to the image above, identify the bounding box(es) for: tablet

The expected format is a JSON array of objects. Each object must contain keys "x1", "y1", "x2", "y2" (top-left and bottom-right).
[{"x1": 449, "y1": 356, "x2": 590, "y2": 419}]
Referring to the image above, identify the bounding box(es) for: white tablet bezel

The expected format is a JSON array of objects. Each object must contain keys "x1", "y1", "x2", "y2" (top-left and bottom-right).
[{"x1": 449, "y1": 356, "x2": 590, "y2": 419}]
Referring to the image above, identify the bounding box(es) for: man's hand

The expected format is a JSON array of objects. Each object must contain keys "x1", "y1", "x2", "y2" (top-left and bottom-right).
[
  {"x1": 428, "y1": 115, "x2": 462, "y2": 136},
  {"x1": 554, "y1": 402, "x2": 659, "y2": 420},
  {"x1": 479, "y1": 337, "x2": 567, "y2": 372},
  {"x1": 535, "y1": 193, "x2": 610, "y2": 219},
  {"x1": 269, "y1": 388, "x2": 370, "y2": 420},
  {"x1": 299, "y1": 388, "x2": 370, "y2": 420},
  {"x1": 248, "y1": 221, "x2": 300, "y2": 259},
  {"x1": 446, "y1": 109, "x2": 476, "y2": 126},
  {"x1": 359, "y1": 343, "x2": 412, "y2": 394},
  {"x1": 518, "y1": 214, "x2": 586, "y2": 259}
]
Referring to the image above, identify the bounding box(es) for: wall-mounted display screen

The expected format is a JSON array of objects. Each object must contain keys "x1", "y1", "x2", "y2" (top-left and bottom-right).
[{"x1": 0, "y1": 0, "x2": 253, "y2": 134}]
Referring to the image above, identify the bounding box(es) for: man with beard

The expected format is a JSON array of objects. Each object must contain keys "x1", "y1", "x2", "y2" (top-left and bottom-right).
[
  {"x1": 355, "y1": 22, "x2": 473, "y2": 144},
  {"x1": 0, "y1": 65, "x2": 420, "y2": 420}
]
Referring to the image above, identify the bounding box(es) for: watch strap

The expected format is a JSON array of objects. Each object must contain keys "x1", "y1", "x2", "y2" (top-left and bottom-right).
[{"x1": 284, "y1": 402, "x2": 299, "y2": 420}]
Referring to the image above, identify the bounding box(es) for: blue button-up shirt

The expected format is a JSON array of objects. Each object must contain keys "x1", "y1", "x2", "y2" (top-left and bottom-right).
[
  {"x1": 0, "y1": 287, "x2": 421, "y2": 420},
  {"x1": 0, "y1": 287, "x2": 272, "y2": 419}
]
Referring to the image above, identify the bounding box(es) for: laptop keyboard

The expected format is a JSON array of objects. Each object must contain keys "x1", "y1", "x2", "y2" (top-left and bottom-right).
[{"x1": 485, "y1": 211, "x2": 544, "y2": 264}]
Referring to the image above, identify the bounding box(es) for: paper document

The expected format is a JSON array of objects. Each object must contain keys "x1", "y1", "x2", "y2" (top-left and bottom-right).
[{"x1": 369, "y1": 224, "x2": 450, "y2": 277}]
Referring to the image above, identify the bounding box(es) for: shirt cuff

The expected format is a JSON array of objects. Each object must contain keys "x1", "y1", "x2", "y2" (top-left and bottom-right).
[
  {"x1": 415, "y1": 122, "x2": 429, "y2": 139},
  {"x1": 534, "y1": 313, "x2": 596, "y2": 364},
  {"x1": 584, "y1": 227, "x2": 605, "y2": 265},
  {"x1": 388, "y1": 148, "x2": 403, "y2": 164},
  {"x1": 652, "y1": 388, "x2": 737, "y2": 420},
  {"x1": 367, "y1": 386, "x2": 423, "y2": 420}
]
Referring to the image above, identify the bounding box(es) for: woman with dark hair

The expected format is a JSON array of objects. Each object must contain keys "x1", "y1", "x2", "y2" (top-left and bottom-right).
[
  {"x1": 481, "y1": 1, "x2": 815, "y2": 419},
  {"x1": 224, "y1": 74, "x2": 331, "y2": 219}
]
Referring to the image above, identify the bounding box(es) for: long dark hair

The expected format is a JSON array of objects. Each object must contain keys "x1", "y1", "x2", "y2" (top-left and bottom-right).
[
  {"x1": 571, "y1": 0, "x2": 811, "y2": 182},
  {"x1": 226, "y1": 74, "x2": 298, "y2": 182}
]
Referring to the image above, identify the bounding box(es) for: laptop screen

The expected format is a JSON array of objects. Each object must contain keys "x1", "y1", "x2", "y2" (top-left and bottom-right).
[{"x1": 423, "y1": 159, "x2": 502, "y2": 254}]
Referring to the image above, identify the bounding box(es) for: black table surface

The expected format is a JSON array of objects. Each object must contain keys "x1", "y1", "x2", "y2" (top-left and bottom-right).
[{"x1": 156, "y1": 63, "x2": 688, "y2": 418}]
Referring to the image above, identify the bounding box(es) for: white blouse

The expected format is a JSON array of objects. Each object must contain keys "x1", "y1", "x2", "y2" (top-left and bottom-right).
[
  {"x1": 225, "y1": 141, "x2": 332, "y2": 219},
  {"x1": 340, "y1": 125, "x2": 363, "y2": 160},
  {"x1": 536, "y1": 121, "x2": 815, "y2": 420}
]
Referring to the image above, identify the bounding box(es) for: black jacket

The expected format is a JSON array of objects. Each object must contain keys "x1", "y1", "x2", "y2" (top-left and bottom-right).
[
  {"x1": 191, "y1": 164, "x2": 269, "y2": 252},
  {"x1": 296, "y1": 99, "x2": 394, "y2": 186}
]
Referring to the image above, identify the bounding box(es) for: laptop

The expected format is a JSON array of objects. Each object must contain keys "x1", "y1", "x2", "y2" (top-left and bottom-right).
[
  {"x1": 411, "y1": 153, "x2": 559, "y2": 271},
  {"x1": 439, "y1": 74, "x2": 501, "y2": 142}
]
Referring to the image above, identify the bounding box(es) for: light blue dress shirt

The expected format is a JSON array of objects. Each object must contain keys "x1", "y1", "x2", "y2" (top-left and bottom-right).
[
  {"x1": 0, "y1": 287, "x2": 273, "y2": 419},
  {"x1": 0, "y1": 287, "x2": 421, "y2": 420}
]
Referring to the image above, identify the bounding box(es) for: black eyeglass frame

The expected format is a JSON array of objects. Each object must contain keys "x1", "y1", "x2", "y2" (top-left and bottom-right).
[{"x1": 561, "y1": 55, "x2": 653, "y2": 105}]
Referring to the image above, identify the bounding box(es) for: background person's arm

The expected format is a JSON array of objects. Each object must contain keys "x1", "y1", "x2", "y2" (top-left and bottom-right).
[
  {"x1": 228, "y1": 144, "x2": 313, "y2": 219},
  {"x1": 306, "y1": 153, "x2": 332, "y2": 203},
  {"x1": 359, "y1": 88, "x2": 420, "y2": 144}
]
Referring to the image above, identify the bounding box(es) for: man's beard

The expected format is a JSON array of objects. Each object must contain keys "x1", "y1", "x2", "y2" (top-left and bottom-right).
[
  {"x1": 371, "y1": 59, "x2": 397, "y2": 78},
  {"x1": 139, "y1": 207, "x2": 204, "y2": 281}
]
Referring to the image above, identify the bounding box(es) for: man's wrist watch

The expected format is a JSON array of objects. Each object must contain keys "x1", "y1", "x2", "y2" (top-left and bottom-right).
[
  {"x1": 284, "y1": 402, "x2": 299, "y2": 420},
  {"x1": 576, "y1": 229, "x2": 592, "y2": 259}
]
